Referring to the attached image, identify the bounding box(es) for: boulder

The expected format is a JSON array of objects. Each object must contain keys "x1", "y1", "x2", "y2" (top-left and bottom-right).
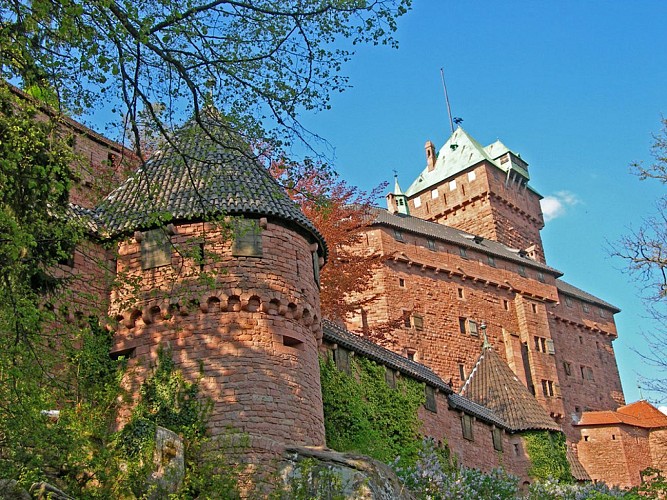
[{"x1": 280, "y1": 446, "x2": 414, "y2": 500}]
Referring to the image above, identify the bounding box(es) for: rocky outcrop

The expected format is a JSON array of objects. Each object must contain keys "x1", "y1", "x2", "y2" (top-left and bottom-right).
[{"x1": 280, "y1": 446, "x2": 414, "y2": 500}]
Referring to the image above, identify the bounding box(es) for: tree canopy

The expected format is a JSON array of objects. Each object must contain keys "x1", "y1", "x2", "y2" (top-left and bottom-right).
[{"x1": 1, "y1": 0, "x2": 411, "y2": 159}]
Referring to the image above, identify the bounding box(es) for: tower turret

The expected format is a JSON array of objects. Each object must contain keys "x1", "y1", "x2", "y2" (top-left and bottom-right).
[
  {"x1": 97, "y1": 118, "x2": 328, "y2": 468},
  {"x1": 386, "y1": 174, "x2": 410, "y2": 215},
  {"x1": 403, "y1": 128, "x2": 546, "y2": 262}
]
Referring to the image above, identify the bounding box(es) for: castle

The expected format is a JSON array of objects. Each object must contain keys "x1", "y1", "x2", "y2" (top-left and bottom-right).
[{"x1": 40, "y1": 84, "x2": 667, "y2": 490}]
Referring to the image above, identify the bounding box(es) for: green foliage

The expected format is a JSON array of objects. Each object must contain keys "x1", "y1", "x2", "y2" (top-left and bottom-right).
[
  {"x1": 522, "y1": 431, "x2": 573, "y2": 483},
  {"x1": 628, "y1": 467, "x2": 667, "y2": 498},
  {"x1": 272, "y1": 458, "x2": 347, "y2": 500},
  {"x1": 320, "y1": 355, "x2": 424, "y2": 465},
  {"x1": 117, "y1": 345, "x2": 240, "y2": 499},
  {"x1": 0, "y1": 0, "x2": 411, "y2": 159}
]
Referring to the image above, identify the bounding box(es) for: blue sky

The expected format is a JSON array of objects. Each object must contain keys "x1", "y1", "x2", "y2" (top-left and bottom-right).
[{"x1": 297, "y1": 0, "x2": 667, "y2": 404}]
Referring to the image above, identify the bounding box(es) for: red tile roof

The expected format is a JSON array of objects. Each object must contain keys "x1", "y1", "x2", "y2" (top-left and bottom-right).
[{"x1": 576, "y1": 400, "x2": 667, "y2": 429}]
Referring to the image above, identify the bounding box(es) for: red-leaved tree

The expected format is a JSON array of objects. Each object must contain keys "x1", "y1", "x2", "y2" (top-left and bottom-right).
[{"x1": 270, "y1": 158, "x2": 386, "y2": 323}]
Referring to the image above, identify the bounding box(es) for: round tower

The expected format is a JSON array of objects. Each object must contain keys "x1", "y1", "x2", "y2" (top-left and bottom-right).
[{"x1": 98, "y1": 120, "x2": 327, "y2": 463}]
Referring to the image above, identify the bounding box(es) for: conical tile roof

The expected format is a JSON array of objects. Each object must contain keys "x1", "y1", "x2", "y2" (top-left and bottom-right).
[
  {"x1": 460, "y1": 345, "x2": 560, "y2": 432},
  {"x1": 95, "y1": 117, "x2": 326, "y2": 257}
]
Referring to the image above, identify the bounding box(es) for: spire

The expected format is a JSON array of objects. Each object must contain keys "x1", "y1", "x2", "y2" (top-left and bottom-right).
[
  {"x1": 386, "y1": 173, "x2": 409, "y2": 215},
  {"x1": 480, "y1": 321, "x2": 491, "y2": 350},
  {"x1": 393, "y1": 173, "x2": 404, "y2": 195}
]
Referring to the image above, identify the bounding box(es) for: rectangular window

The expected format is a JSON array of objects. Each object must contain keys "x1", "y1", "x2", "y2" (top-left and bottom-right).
[
  {"x1": 468, "y1": 171, "x2": 477, "y2": 182},
  {"x1": 503, "y1": 299, "x2": 509, "y2": 311},
  {"x1": 537, "y1": 271, "x2": 545, "y2": 283},
  {"x1": 563, "y1": 361, "x2": 572, "y2": 376},
  {"x1": 565, "y1": 296, "x2": 573, "y2": 307},
  {"x1": 399, "y1": 278, "x2": 406, "y2": 288},
  {"x1": 492, "y1": 427, "x2": 503, "y2": 452},
  {"x1": 313, "y1": 251, "x2": 320, "y2": 287},
  {"x1": 413, "y1": 315, "x2": 424, "y2": 331},
  {"x1": 598, "y1": 308, "x2": 607, "y2": 318},
  {"x1": 232, "y1": 221, "x2": 263, "y2": 257},
  {"x1": 459, "y1": 363, "x2": 466, "y2": 381},
  {"x1": 393, "y1": 229, "x2": 404, "y2": 241},
  {"x1": 546, "y1": 339, "x2": 555, "y2": 354},
  {"x1": 457, "y1": 287, "x2": 464, "y2": 299},
  {"x1": 462, "y1": 414, "x2": 474, "y2": 441},
  {"x1": 517, "y1": 265, "x2": 527, "y2": 277},
  {"x1": 141, "y1": 228, "x2": 172, "y2": 270},
  {"x1": 541, "y1": 380, "x2": 555, "y2": 397},
  {"x1": 459, "y1": 317, "x2": 467, "y2": 334},
  {"x1": 487, "y1": 255, "x2": 496, "y2": 267},
  {"x1": 403, "y1": 313, "x2": 411, "y2": 328},
  {"x1": 431, "y1": 189, "x2": 439, "y2": 199},
  {"x1": 406, "y1": 349, "x2": 416, "y2": 361},
  {"x1": 468, "y1": 320, "x2": 479, "y2": 337},
  {"x1": 459, "y1": 246, "x2": 468, "y2": 259},
  {"x1": 425, "y1": 386, "x2": 437, "y2": 413},
  {"x1": 581, "y1": 366, "x2": 594, "y2": 381},
  {"x1": 449, "y1": 180, "x2": 457, "y2": 191},
  {"x1": 385, "y1": 368, "x2": 396, "y2": 389},
  {"x1": 582, "y1": 302, "x2": 590, "y2": 313},
  {"x1": 334, "y1": 348, "x2": 350, "y2": 375},
  {"x1": 414, "y1": 196, "x2": 422, "y2": 208},
  {"x1": 427, "y1": 239, "x2": 436, "y2": 251}
]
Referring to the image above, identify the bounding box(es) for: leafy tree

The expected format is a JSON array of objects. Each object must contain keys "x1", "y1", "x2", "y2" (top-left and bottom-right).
[
  {"x1": 0, "y1": 0, "x2": 411, "y2": 160},
  {"x1": 614, "y1": 118, "x2": 667, "y2": 398},
  {"x1": 271, "y1": 158, "x2": 387, "y2": 321}
]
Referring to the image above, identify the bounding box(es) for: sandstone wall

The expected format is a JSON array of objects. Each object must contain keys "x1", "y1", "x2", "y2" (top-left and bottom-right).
[{"x1": 111, "y1": 220, "x2": 325, "y2": 455}]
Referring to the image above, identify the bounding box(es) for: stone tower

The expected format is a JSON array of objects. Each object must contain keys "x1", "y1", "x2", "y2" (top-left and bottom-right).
[
  {"x1": 403, "y1": 127, "x2": 546, "y2": 263},
  {"x1": 97, "y1": 119, "x2": 328, "y2": 463}
]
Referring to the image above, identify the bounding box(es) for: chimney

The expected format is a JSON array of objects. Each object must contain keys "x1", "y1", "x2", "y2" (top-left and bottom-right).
[
  {"x1": 425, "y1": 141, "x2": 437, "y2": 172},
  {"x1": 386, "y1": 192, "x2": 398, "y2": 214}
]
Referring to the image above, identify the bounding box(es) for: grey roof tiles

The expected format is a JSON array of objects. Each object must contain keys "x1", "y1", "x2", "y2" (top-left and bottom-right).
[
  {"x1": 371, "y1": 209, "x2": 562, "y2": 276},
  {"x1": 322, "y1": 320, "x2": 510, "y2": 430},
  {"x1": 93, "y1": 119, "x2": 326, "y2": 256}
]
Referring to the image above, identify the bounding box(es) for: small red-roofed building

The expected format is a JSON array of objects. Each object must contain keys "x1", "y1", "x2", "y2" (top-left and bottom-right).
[{"x1": 576, "y1": 400, "x2": 667, "y2": 487}]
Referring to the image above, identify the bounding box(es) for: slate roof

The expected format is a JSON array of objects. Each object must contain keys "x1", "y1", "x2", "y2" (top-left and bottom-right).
[
  {"x1": 447, "y1": 393, "x2": 509, "y2": 430},
  {"x1": 460, "y1": 345, "x2": 561, "y2": 432},
  {"x1": 405, "y1": 127, "x2": 537, "y2": 197},
  {"x1": 322, "y1": 320, "x2": 510, "y2": 430},
  {"x1": 576, "y1": 400, "x2": 667, "y2": 429},
  {"x1": 322, "y1": 320, "x2": 453, "y2": 394},
  {"x1": 556, "y1": 279, "x2": 620, "y2": 313},
  {"x1": 67, "y1": 203, "x2": 101, "y2": 234},
  {"x1": 95, "y1": 117, "x2": 327, "y2": 257},
  {"x1": 566, "y1": 448, "x2": 591, "y2": 481},
  {"x1": 371, "y1": 209, "x2": 563, "y2": 276}
]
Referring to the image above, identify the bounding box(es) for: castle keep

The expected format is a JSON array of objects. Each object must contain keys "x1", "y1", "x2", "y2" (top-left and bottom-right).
[{"x1": 56, "y1": 101, "x2": 664, "y2": 489}]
